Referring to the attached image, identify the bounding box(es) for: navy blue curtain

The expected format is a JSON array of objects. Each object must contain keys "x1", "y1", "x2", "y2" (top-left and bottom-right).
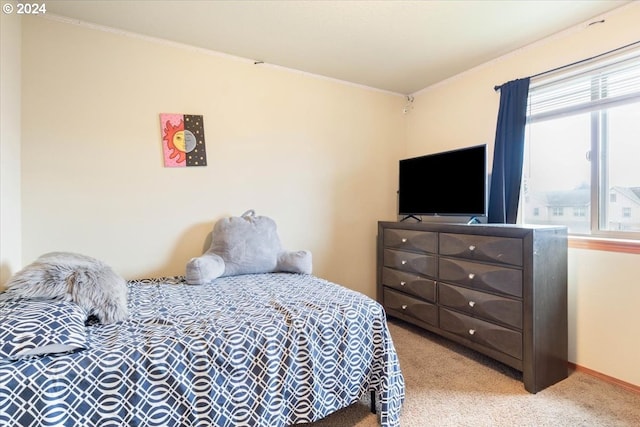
[{"x1": 488, "y1": 78, "x2": 530, "y2": 224}]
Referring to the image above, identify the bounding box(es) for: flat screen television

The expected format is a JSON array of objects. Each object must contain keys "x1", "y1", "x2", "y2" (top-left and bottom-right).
[{"x1": 398, "y1": 144, "x2": 487, "y2": 220}]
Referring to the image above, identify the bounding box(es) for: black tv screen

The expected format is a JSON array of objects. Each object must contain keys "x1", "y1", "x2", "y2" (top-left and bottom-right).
[{"x1": 398, "y1": 144, "x2": 487, "y2": 217}]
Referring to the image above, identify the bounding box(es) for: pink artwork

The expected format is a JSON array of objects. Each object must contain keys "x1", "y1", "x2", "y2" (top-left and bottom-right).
[{"x1": 160, "y1": 113, "x2": 207, "y2": 167}]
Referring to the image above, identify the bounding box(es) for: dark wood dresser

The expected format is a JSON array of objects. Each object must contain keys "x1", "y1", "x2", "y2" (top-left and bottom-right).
[{"x1": 377, "y1": 221, "x2": 568, "y2": 393}]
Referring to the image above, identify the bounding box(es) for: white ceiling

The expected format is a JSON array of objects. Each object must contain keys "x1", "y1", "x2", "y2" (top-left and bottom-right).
[{"x1": 44, "y1": 0, "x2": 631, "y2": 95}]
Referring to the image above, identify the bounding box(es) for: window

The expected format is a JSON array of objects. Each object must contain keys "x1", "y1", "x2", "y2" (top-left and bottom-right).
[
  {"x1": 573, "y1": 207, "x2": 587, "y2": 217},
  {"x1": 521, "y1": 49, "x2": 640, "y2": 240}
]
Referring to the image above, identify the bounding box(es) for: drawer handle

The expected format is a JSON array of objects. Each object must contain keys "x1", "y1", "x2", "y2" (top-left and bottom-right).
[
  {"x1": 469, "y1": 245, "x2": 476, "y2": 251},
  {"x1": 468, "y1": 329, "x2": 476, "y2": 335},
  {"x1": 468, "y1": 301, "x2": 476, "y2": 308},
  {"x1": 401, "y1": 304, "x2": 408, "y2": 310},
  {"x1": 468, "y1": 273, "x2": 475, "y2": 280},
  {"x1": 401, "y1": 238, "x2": 407, "y2": 243},
  {"x1": 400, "y1": 281, "x2": 406, "y2": 286},
  {"x1": 401, "y1": 260, "x2": 407, "y2": 265}
]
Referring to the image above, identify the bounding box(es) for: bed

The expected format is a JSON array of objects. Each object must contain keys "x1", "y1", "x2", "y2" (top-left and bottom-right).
[{"x1": 0, "y1": 273, "x2": 405, "y2": 427}]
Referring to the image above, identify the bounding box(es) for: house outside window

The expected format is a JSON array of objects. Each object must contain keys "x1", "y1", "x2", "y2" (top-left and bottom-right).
[{"x1": 520, "y1": 48, "x2": 640, "y2": 240}]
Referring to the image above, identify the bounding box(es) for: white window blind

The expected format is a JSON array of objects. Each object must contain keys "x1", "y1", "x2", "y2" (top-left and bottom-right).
[{"x1": 528, "y1": 51, "x2": 640, "y2": 122}]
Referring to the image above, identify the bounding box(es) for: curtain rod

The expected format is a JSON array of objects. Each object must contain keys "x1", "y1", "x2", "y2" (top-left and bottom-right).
[{"x1": 494, "y1": 39, "x2": 640, "y2": 92}]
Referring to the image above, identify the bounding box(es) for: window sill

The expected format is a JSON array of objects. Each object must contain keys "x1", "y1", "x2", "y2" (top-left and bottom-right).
[{"x1": 568, "y1": 236, "x2": 640, "y2": 254}]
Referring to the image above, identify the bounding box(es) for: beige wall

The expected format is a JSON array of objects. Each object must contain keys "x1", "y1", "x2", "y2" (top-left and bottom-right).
[
  {"x1": 0, "y1": 7, "x2": 22, "y2": 290},
  {"x1": 407, "y1": 3, "x2": 640, "y2": 387},
  {"x1": 20, "y1": 16, "x2": 405, "y2": 298},
  {"x1": 568, "y1": 248, "x2": 640, "y2": 386}
]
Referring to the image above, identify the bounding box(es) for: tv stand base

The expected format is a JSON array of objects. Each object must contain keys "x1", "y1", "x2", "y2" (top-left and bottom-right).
[
  {"x1": 467, "y1": 216, "x2": 481, "y2": 224},
  {"x1": 400, "y1": 215, "x2": 421, "y2": 222}
]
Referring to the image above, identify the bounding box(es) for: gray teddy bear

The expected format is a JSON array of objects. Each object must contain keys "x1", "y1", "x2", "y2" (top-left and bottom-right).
[{"x1": 186, "y1": 210, "x2": 312, "y2": 285}]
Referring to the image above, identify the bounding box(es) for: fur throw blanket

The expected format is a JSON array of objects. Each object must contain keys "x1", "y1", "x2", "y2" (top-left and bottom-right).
[{"x1": 4, "y1": 252, "x2": 128, "y2": 324}]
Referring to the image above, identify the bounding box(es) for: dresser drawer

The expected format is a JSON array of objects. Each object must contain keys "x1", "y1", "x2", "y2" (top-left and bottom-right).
[
  {"x1": 439, "y1": 258, "x2": 522, "y2": 298},
  {"x1": 384, "y1": 249, "x2": 437, "y2": 277},
  {"x1": 440, "y1": 233, "x2": 523, "y2": 266},
  {"x1": 384, "y1": 229, "x2": 437, "y2": 253},
  {"x1": 439, "y1": 308, "x2": 522, "y2": 360},
  {"x1": 439, "y1": 283, "x2": 522, "y2": 329},
  {"x1": 384, "y1": 288, "x2": 438, "y2": 326},
  {"x1": 382, "y1": 267, "x2": 436, "y2": 302}
]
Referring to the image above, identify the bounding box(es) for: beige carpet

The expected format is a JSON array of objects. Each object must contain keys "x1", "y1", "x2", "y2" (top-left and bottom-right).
[{"x1": 297, "y1": 318, "x2": 640, "y2": 427}]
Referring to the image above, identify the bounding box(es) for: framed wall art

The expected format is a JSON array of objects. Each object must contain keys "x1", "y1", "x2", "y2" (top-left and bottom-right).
[{"x1": 160, "y1": 113, "x2": 207, "y2": 167}]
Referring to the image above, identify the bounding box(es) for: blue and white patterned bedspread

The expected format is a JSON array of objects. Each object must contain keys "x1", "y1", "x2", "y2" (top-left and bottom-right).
[{"x1": 0, "y1": 273, "x2": 404, "y2": 427}]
